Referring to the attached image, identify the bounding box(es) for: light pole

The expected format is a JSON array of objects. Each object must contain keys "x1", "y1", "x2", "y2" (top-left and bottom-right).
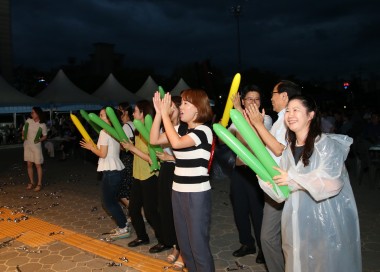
[{"x1": 231, "y1": 5, "x2": 242, "y2": 71}]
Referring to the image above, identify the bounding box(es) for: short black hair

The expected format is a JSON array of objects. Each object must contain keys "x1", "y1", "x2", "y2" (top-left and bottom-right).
[
  {"x1": 241, "y1": 84, "x2": 262, "y2": 99},
  {"x1": 277, "y1": 80, "x2": 301, "y2": 99}
]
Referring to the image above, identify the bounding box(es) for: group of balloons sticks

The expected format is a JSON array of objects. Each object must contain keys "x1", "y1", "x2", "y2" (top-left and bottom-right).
[
  {"x1": 70, "y1": 77, "x2": 289, "y2": 197},
  {"x1": 214, "y1": 73, "x2": 289, "y2": 197},
  {"x1": 70, "y1": 86, "x2": 167, "y2": 173}
]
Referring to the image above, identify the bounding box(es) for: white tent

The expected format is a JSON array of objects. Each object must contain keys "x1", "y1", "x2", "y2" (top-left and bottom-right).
[
  {"x1": 36, "y1": 69, "x2": 102, "y2": 111},
  {"x1": 171, "y1": 78, "x2": 191, "y2": 96},
  {"x1": 0, "y1": 75, "x2": 43, "y2": 113},
  {"x1": 92, "y1": 73, "x2": 138, "y2": 105},
  {"x1": 135, "y1": 76, "x2": 158, "y2": 100}
]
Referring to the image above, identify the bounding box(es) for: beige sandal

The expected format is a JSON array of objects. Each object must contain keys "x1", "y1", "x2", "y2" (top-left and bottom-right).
[
  {"x1": 34, "y1": 184, "x2": 42, "y2": 192},
  {"x1": 173, "y1": 260, "x2": 184, "y2": 271},
  {"x1": 26, "y1": 183, "x2": 34, "y2": 190},
  {"x1": 166, "y1": 250, "x2": 179, "y2": 264}
]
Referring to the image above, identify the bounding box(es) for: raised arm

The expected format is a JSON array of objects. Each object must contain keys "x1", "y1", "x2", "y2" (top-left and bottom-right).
[
  {"x1": 150, "y1": 92, "x2": 169, "y2": 145},
  {"x1": 245, "y1": 104, "x2": 285, "y2": 156},
  {"x1": 232, "y1": 92, "x2": 243, "y2": 114},
  {"x1": 161, "y1": 93, "x2": 195, "y2": 149}
]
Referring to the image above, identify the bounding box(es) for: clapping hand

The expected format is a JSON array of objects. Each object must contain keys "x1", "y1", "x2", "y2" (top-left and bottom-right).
[
  {"x1": 245, "y1": 103, "x2": 265, "y2": 126},
  {"x1": 153, "y1": 91, "x2": 162, "y2": 114},
  {"x1": 160, "y1": 93, "x2": 172, "y2": 117}
]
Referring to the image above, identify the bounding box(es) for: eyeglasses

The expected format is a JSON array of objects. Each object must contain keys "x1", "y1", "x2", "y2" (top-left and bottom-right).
[
  {"x1": 244, "y1": 97, "x2": 260, "y2": 102},
  {"x1": 272, "y1": 91, "x2": 279, "y2": 94}
]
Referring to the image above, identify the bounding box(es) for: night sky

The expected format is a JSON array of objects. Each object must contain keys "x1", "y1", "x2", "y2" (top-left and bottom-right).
[{"x1": 11, "y1": 0, "x2": 380, "y2": 80}]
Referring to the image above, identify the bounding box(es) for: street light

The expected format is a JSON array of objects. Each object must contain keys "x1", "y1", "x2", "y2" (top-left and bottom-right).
[{"x1": 231, "y1": 4, "x2": 242, "y2": 71}]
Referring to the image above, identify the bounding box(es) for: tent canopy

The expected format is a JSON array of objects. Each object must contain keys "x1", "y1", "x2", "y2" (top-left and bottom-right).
[
  {"x1": 171, "y1": 78, "x2": 191, "y2": 96},
  {"x1": 36, "y1": 69, "x2": 102, "y2": 110},
  {"x1": 0, "y1": 75, "x2": 43, "y2": 113},
  {"x1": 92, "y1": 73, "x2": 138, "y2": 105},
  {"x1": 135, "y1": 76, "x2": 158, "y2": 100}
]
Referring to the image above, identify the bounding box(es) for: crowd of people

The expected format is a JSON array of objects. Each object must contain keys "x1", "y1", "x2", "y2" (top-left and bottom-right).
[{"x1": 20, "y1": 81, "x2": 366, "y2": 271}]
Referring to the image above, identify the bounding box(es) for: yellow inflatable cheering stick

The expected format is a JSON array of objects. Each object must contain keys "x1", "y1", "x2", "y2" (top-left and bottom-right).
[
  {"x1": 220, "y1": 73, "x2": 241, "y2": 127},
  {"x1": 70, "y1": 114, "x2": 96, "y2": 147}
]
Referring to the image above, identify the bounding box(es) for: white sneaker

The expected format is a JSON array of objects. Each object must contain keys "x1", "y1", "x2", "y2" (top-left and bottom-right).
[{"x1": 109, "y1": 225, "x2": 131, "y2": 240}]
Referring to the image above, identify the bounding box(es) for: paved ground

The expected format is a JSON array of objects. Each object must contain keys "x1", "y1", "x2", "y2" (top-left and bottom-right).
[{"x1": 0, "y1": 145, "x2": 379, "y2": 271}]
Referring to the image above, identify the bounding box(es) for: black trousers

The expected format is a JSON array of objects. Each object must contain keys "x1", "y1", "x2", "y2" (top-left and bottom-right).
[
  {"x1": 158, "y1": 162, "x2": 178, "y2": 248},
  {"x1": 230, "y1": 165, "x2": 264, "y2": 249},
  {"x1": 129, "y1": 175, "x2": 161, "y2": 242}
]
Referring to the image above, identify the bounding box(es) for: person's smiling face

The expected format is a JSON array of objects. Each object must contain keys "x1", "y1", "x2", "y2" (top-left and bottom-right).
[{"x1": 285, "y1": 99, "x2": 314, "y2": 134}]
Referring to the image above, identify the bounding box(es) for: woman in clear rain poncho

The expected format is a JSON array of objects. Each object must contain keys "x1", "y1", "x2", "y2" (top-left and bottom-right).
[{"x1": 258, "y1": 95, "x2": 361, "y2": 272}]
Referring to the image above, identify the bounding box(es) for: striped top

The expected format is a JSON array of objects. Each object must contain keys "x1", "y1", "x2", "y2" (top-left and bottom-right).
[{"x1": 172, "y1": 123, "x2": 213, "y2": 192}]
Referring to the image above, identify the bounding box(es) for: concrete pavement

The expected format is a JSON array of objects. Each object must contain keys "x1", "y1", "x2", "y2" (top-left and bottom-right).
[{"x1": 0, "y1": 146, "x2": 378, "y2": 271}]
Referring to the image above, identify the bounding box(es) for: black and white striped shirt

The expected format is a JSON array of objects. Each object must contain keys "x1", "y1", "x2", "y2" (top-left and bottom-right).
[{"x1": 172, "y1": 123, "x2": 213, "y2": 192}]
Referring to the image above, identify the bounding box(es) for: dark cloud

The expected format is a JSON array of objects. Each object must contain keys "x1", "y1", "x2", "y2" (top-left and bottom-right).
[{"x1": 11, "y1": 0, "x2": 380, "y2": 79}]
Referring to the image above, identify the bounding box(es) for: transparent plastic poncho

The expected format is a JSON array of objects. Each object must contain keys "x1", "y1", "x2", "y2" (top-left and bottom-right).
[{"x1": 259, "y1": 134, "x2": 361, "y2": 272}]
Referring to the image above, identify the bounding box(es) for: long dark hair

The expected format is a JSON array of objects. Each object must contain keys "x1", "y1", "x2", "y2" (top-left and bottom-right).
[
  {"x1": 135, "y1": 100, "x2": 155, "y2": 119},
  {"x1": 118, "y1": 101, "x2": 133, "y2": 121},
  {"x1": 286, "y1": 95, "x2": 321, "y2": 166},
  {"x1": 32, "y1": 107, "x2": 46, "y2": 124}
]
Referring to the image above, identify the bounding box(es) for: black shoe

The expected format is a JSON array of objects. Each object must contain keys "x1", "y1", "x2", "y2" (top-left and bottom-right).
[
  {"x1": 256, "y1": 250, "x2": 266, "y2": 264},
  {"x1": 149, "y1": 243, "x2": 172, "y2": 253},
  {"x1": 232, "y1": 245, "x2": 256, "y2": 257},
  {"x1": 128, "y1": 238, "x2": 150, "y2": 247}
]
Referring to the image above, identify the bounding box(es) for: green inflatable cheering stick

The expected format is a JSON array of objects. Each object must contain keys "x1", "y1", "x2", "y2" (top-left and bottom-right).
[
  {"x1": 133, "y1": 115, "x2": 161, "y2": 172},
  {"x1": 88, "y1": 113, "x2": 121, "y2": 142},
  {"x1": 213, "y1": 123, "x2": 281, "y2": 195},
  {"x1": 34, "y1": 127, "x2": 42, "y2": 144},
  {"x1": 229, "y1": 110, "x2": 289, "y2": 197},
  {"x1": 106, "y1": 107, "x2": 130, "y2": 142},
  {"x1": 158, "y1": 86, "x2": 165, "y2": 99},
  {"x1": 23, "y1": 122, "x2": 29, "y2": 140},
  {"x1": 80, "y1": 110, "x2": 102, "y2": 134}
]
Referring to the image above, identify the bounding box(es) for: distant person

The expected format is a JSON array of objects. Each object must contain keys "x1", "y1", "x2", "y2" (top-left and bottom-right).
[
  {"x1": 320, "y1": 111, "x2": 335, "y2": 133},
  {"x1": 23, "y1": 107, "x2": 48, "y2": 192},
  {"x1": 259, "y1": 95, "x2": 361, "y2": 271},
  {"x1": 363, "y1": 112, "x2": 380, "y2": 144},
  {"x1": 339, "y1": 112, "x2": 353, "y2": 135}
]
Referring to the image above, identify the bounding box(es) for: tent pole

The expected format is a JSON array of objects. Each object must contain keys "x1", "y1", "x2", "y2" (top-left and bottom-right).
[
  {"x1": 13, "y1": 112, "x2": 16, "y2": 128},
  {"x1": 50, "y1": 108, "x2": 52, "y2": 125}
]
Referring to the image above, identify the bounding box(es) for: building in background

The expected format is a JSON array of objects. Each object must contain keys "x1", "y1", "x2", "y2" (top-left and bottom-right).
[
  {"x1": 89, "y1": 43, "x2": 123, "y2": 76},
  {"x1": 0, "y1": 0, "x2": 13, "y2": 81}
]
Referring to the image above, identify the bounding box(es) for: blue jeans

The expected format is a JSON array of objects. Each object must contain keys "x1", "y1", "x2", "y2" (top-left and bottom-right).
[{"x1": 101, "y1": 170, "x2": 127, "y2": 228}]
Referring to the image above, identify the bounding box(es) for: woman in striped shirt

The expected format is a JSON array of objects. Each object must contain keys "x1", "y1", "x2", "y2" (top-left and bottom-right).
[{"x1": 154, "y1": 89, "x2": 214, "y2": 272}]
